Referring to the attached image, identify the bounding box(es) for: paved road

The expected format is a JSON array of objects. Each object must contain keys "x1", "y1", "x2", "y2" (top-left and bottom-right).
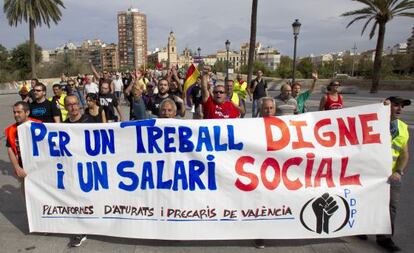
[{"x1": 0, "y1": 89, "x2": 413, "y2": 253}]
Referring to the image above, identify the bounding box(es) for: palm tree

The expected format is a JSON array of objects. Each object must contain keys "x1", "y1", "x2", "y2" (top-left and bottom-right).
[
  {"x1": 342, "y1": 0, "x2": 414, "y2": 93},
  {"x1": 247, "y1": 0, "x2": 258, "y2": 88},
  {"x1": 4, "y1": 0, "x2": 65, "y2": 78}
]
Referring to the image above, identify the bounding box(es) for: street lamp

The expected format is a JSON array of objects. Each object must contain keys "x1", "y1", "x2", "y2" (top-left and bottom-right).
[
  {"x1": 225, "y1": 40, "x2": 230, "y2": 81},
  {"x1": 351, "y1": 43, "x2": 357, "y2": 77},
  {"x1": 291, "y1": 19, "x2": 301, "y2": 83},
  {"x1": 197, "y1": 47, "x2": 201, "y2": 58},
  {"x1": 63, "y1": 44, "x2": 69, "y2": 75}
]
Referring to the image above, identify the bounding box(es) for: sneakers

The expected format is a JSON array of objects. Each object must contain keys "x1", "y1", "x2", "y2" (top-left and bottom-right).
[
  {"x1": 69, "y1": 234, "x2": 87, "y2": 247},
  {"x1": 376, "y1": 238, "x2": 401, "y2": 252},
  {"x1": 253, "y1": 239, "x2": 265, "y2": 249}
]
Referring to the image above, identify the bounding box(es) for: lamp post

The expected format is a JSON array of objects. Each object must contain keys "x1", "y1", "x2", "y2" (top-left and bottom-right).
[
  {"x1": 351, "y1": 43, "x2": 357, "y2": 77},
  {"x1": 63, "y1": 44, "x2": 69, "y2": 75},
  {"x1": 291, "y1": 19, "x2": 301, "y2": 84},
  {"x1": 197, "y1": 47, "x2": 202, "y2": 65},
  {"x1": 225, "y1": 40, "x2": 230, "y2": 81}
]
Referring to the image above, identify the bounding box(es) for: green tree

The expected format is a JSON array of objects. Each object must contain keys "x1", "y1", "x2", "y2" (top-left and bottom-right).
[
  {"x1": 342, "y1": 0, "x2": 414, "y2": 93},
  {"x1": 318, "y1": 61, "x2": 335, "y2": 78},
  {"x1": 392, "y1": 54, "x2": 412, "y2": 74},
  {"x1": 357, "y1": 56, "x2": 374, "y2": 78},
  {"x1": 0, "y1": 44, "x2": 16, "y2": 82},
  {"x1": 10, "y1": 41, "x2": 42, "y2": 79},
  {"x1": 4, "y1": 0, "x2": 65, "y2": 78},
  {"x1": 380, "y1": 55, "x2": 394, "y2": 76},
  {"x1": 197, "y1": 61, "x2": 205, "y2": 72},
  {"x1": 240, "y1": 61, "x2": 268, "y2": 75},
  {"x1": 340, "y1": 55, "x2": 354, "y2": 75},
  {"x1": 37, "y1": 55, "x2": 89, "y2": 79},
  {"x1": 247, "y1": 0, "x2": 258, "y2": 87},
  {"x1": 296, "y1": 57, "x2": 314, "y2": 78},
  {"x1": 214, "y1": 60, "x2": 227, "y2": 73},
  {"x1": 277, "y1": 56, "x2": 293, "y2": 79}
]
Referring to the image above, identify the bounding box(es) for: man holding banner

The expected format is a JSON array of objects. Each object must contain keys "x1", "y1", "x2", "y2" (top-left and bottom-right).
[
  {"x1": 5, "y1": 101, "x2": 41, "y2": 182},
  {"x1": 63, "y1": 94, "x2": 90, "y2": 247},
  {"x1": 253, "y1": 96, "x2": 277, "y2": 249},
  {"x1": 374, "y1": 96, "x2": 411, "y2": 252}
]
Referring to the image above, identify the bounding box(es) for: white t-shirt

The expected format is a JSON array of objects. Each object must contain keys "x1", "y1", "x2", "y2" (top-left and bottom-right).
[
  {"x1": 84, "y1": 82, "x2": 99, "y2": 94},
  {"x1": 113, "y1": 79, "x2": 123, "y2": 92}
]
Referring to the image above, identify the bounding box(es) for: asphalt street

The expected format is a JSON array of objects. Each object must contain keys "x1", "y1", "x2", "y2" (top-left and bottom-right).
[{"x1": 0, "y1": 88, "x2": 413, "y2": 253}]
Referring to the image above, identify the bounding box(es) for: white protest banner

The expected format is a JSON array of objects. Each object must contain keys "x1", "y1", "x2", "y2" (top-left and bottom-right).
[{"x1": 19, "y1": 103, "x2": 392, "y2": 240}]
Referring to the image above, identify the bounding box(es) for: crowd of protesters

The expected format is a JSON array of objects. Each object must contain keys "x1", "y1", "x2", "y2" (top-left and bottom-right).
[
  {"x1": 13, "y1": 63, "x2": 337, "y2": 123},
  {"x1": 5, "y1": 63, "x2": 411, "y2": 252}
]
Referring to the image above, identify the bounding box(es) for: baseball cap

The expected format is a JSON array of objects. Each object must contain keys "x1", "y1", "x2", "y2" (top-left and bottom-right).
[
  {"x1": 387, "y1": 96, "x2": 411, "y2": 107},
  {"x1": 19, "y1": 86, "x2": 29, "y2": 95}
]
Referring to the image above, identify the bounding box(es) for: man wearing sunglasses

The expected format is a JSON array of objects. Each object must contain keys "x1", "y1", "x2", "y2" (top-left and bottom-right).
[
  {"x1": 201, "y1": 66, "x2": 240, "y2": 119},
  {"x1": 29, "y1": 83, "x2": 61, "y2": 123}
]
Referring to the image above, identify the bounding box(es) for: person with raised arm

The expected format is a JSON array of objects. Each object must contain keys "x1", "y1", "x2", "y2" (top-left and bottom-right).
[{"x1": 201, "y1": 66, "x2": 240, "y2": 119}]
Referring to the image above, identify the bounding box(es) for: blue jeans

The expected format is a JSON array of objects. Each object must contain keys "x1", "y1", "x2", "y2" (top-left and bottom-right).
[
  {"x1": 115, "y1": 91, "x2": 122, "y2": 100},
  {"x1": 252, "y1": 99, "x2": 259, "y2": 117}
]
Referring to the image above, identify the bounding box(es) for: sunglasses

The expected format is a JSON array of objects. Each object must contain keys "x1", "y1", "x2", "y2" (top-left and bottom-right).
[{"x1": 213, "y1": 91, "x2": 225, "y2": 95}]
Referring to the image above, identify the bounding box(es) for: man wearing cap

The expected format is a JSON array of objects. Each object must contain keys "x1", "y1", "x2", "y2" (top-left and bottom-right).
[
  {"x1": 18, "y1": 81, "x2": 31, "y2": 100},
  {"x1": 375, "y1": 96, "x2": 410, "y2": 252}
]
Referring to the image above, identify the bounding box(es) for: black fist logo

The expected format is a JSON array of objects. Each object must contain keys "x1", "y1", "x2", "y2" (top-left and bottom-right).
[{"x1": 311, "y1": 193, "x2": 339, "y2": 234}]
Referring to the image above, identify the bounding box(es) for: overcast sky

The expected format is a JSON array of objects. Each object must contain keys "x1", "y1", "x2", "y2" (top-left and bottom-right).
[{"x1": 1, "y1": 0, "x2": 413, "y2": 57}]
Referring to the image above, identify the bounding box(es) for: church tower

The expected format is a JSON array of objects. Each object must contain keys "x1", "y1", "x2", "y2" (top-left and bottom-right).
[{"x1": 167, "y1": 31, "x2": 178, "y2": 68}]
